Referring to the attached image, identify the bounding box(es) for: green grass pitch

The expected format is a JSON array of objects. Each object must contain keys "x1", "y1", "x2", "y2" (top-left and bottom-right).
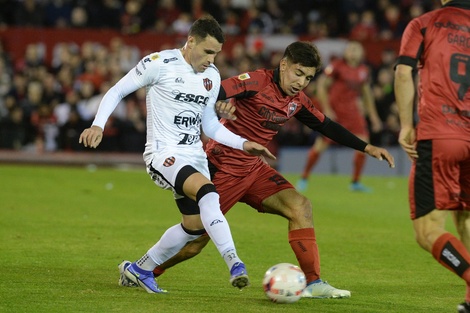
[{"x1": 0, "y1": 164, "x2": 463, "y2": 312}]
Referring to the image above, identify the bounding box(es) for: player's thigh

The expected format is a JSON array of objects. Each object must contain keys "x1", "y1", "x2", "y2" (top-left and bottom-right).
[
  {"x1": 410, "y1": 139, "x2": 470, "y2": 219},
  {"x1": 146, "y1": 149, "x2": 210, "y2": 199},
  {"x1": 211, "y1": 168, "x2": 258, "y2": 215},
  {"x1": 239, "y1": 164, "x2": 297, "y2": 215}
]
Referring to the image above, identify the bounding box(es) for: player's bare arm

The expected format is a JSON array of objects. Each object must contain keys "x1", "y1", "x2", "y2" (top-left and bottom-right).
[
  {"x1": 394, "y1": 64, "x2": 418, "y2": 160},
  {"x1": 364, "y1": 144, "x2": 395, "y2": 168},
  {"x1": 316, "y1": 75, "x2": 336, "y2": 120},
  {"x1": 361, "y1": 82, "x2": 382, "y2": 133},
  {"x1": 79, "y1": 125, "x2": 103, "y2": 149}
]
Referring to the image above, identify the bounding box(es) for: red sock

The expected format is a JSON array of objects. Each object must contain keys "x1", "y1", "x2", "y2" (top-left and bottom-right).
[
  {"x1": 288, "y1": 228, "x2": 320, "y2": 283},
  {"x1": 352, "y1": 152, "x2": 366, "y2": 183},
  {"x1": 431, "y1": 233, "x2": 470, "y2": 283},
  {"x1": 153, "y1": 266, "x2": 166, "y2": 277},
  {"x1": 302, "y1": 149, "x2": 320, "y2": 179}
]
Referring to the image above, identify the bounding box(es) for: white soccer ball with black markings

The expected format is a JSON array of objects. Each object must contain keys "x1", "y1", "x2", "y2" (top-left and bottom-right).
[{"x1": 262, "y1": 263, "x2": 306, "y2": 304}]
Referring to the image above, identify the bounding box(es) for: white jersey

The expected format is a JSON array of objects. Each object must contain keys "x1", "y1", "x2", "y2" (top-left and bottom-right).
[{"x1": 92, "y1": 48, "x2": 246, "y2": 165}]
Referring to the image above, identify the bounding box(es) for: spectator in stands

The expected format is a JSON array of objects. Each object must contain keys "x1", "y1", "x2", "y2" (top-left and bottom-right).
[
  {"x1": 87, "y1": 0, "x2": 122, "y2": 29},
  {"x1": 378, "y1": 4, "x2": 407, "y2": 39},
  {"x1": 0, "y1": 58, "x2": 12, "y2": 118},
  {"x1": 30, "y1": 103, "x2": 59, "y2": 152},
  {"x1": 70, "y1": 6, "x2": 88, "y2": 29},
  {"x1": 44, "y1": 0, "x2": 73, "y2": 28},
  {"x1": 58, "y1": 107, "x2": 87, "y2": 151},
  {"x1": 0, "y1": 105, "x2": 27, "y2": 150},
  {"x1": 14, "y1": 0, "x2": 45, "y2": 27},
  {"x1": 349, "y1": 10, "x2": 378, "y2": 41},
  {"x1": 370, "y1": 67, "x2": 398, "y2": 146}
]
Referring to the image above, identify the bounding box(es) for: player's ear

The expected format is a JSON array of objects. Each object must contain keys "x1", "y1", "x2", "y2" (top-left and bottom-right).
[
  {"x1": 280, "y1": 58, "x2": 288, "y2": 72},
  {"x1": 187, "y1": 36, "x2": 196, "y2": 49}
]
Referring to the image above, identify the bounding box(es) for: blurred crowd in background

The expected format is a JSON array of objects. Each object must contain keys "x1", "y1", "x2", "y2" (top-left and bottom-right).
[{"x1": 0, "y1": 0, "x2": 438, "y2": 154}]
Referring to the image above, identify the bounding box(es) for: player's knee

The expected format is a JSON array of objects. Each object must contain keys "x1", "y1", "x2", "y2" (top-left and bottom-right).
[
  {"x1": 296, "y1": 196, "x2": 313, "y2": 219},
  {"x1": 196, "y1": 183, "x2": 218, "y2": 203},
  {"x1": 287, "y1": 195, "x2": 313, "y2": 224}
]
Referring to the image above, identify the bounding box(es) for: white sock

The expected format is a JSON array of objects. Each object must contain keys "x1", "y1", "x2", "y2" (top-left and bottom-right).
[
  {"x1": 145, "y1": 224, "x2": 201, "y2": 268},
  {"x1": 198, "y1": 192, "x2": 242, "y2": 270}
]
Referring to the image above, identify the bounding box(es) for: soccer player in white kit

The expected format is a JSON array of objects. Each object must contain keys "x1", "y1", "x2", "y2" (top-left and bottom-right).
[{"x1": 79, "y1": 16, "x2": 275, "y2": 293}]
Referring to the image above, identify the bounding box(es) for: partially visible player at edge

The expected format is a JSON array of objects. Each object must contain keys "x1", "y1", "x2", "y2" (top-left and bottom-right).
[
  {"x1": 79, "y1": 15, "x2": 276, "y2": 293},
  {"x1": 394, "y1": 1, "x2": 470, "y2": 312},
  {"x1": 119, "y1": 41, "x2": 395, "y2": 298}
]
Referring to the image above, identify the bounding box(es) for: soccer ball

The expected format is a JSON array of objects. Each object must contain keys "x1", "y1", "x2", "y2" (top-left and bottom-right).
[{"x1": 262, "y1": 263, "x2": 306, "y2": 304}]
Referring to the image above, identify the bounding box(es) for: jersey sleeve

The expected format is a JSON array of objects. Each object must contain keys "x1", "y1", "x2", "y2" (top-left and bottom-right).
[
  {"x1": 218, "y1": 71, "x2": 262, "y2": 100},
  {"x1": 294, "y1": 94, "x2": 327, "y2": 129},
  {"x1": 395, "y1": 17, "x2": 425, "y2": 69},
  {"x1": 92, "y1": 54, "x2": 161, "y2": 129}
]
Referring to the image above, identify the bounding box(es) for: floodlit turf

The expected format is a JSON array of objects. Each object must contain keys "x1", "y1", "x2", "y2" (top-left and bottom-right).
[{"x1": 0, "y1": 164, "x2": 463, "y2": 313}]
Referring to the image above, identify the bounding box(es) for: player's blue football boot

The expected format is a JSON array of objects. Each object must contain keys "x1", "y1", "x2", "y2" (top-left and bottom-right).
[
  {"x1": 349, "y1": 182, "x2": 372, "y2": 193},
  {"x1": 230, "y1": 262, "x2": 250, "y2": 289},
  {"x1": 124, "y1": 262, "x2": 167, "y2": 294},
  {"x1": 296, "y1": 178, "x2": 308, "y2": 191}
]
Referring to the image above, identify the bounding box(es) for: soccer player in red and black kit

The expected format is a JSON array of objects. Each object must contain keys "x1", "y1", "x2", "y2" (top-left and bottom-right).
[
  {"x1": 119, "y1": 41, "x2": 395, "y2": 298},
  {"x1": 394, "y1": 1, "x2": 470, "y2": 312},
  {"x1": 297, "y1": 41, "x2": 382, "y2": 193}
]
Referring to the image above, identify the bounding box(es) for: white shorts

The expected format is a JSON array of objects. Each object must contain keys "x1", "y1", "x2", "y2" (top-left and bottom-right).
[{"x1": 145, "y1": 148, "x2": 210, "y2": 200}]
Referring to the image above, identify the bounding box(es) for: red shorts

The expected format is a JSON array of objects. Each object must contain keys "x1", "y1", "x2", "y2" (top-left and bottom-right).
[
  {"x1": 409, "y1": 139, "x2": 470, "y2": 219},
  {"x1": 211, "y1": 161, "x2": 294, "y2": 214}
]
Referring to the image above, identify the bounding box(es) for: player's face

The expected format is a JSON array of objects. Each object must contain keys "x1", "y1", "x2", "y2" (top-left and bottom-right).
[
  {"x1": 279, "y1": 59, "x2": 316, "y2": 96},
  {"x1": 187, "y1": 35, "x2": 223, "y2": 73},
  {"x1": 344, "y1": 42, "x2": 364, "y2": 66}
]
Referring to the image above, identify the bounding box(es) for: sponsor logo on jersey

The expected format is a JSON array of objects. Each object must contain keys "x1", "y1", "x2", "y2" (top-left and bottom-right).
[
  {"x1": 258, "y1": 106, "x2": 288, "y2": 131},
  {"x1": 173, "y1": 91, "x2": 209, "y2": 105},
  {"x1": 435, "y1": 21, "x2": 470, "y2": 33},
  {"x1": 174, "y1": 111, "x2": 201, "y2": 145},
  {"x1": 164, "y1": 57, "x2": 178, "y2": 63},
  {"x1": 287, "y1": 101, "x2": 298, "y2": 117},
  {"x1": 238, "y1": 73, "x2": 250, "y2": 80},
  {"x1": 163, "y1": 156, "x2": 176, "y2": 167},
  {"x1": 175, "y1": 77, "x2": 185, "y2": 84},
  {"x1": 174, "y1": 110, "x2": 202, "y2": 130},
  {"x1": 203, "y1": 78, "x2": 213, "y2": 91}
]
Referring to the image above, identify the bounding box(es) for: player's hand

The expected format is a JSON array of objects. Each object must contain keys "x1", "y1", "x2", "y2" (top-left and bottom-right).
[
  {"x1": 398, "y1": 126, "x2": 418, "y2": 160},
  {"x1": 79, "y1": 125, "x2": 103, "y2": 148},
  {"x1": 215, "y1": 100, "x2": 237, "y2": 120},
  {"x1": 243, "y1": 141, "x2": 276, "y2": 160},
  {"x1": 364, "y1": 144, "x2": 395, "y2": 168}
]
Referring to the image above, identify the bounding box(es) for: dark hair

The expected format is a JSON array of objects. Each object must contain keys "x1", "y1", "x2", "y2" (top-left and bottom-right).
[
  {"x1": 283, "y1": 41, "x2": 322, "y2": 72},
  {"x1": 188, "y1": 15, "x2": 225, "y2": 44}
]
